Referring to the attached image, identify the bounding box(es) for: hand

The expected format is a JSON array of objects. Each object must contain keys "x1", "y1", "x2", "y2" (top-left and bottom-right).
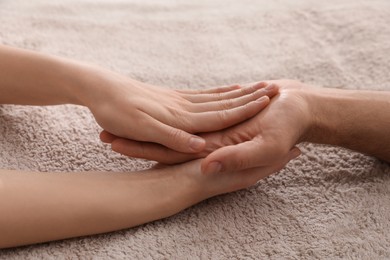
[
  {"x1": 100, "y1": 80, "x2": 314, "y2": 173},
  {"x1": 200, "y1": 79, "x2": 311, "y2": 174},
  {"x1": 164, "y1": 149, "x2": 300, "y2": 201},
  {"x1": 84, "y1": 68, "x2": 279, "y2": 154}
]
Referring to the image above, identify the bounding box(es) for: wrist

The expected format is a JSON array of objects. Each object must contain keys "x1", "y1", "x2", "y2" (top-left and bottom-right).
[
  {"x1": 157, "y1": 161, "x2": 209, "y2": 216},
  {"x1": 303, "y1": 87, "x2": 347, "y2": 145},
  {"x1": 68, "y1": 64, "x2": 140, "y2": 111},
  {"x1": 59, "y1": 62, "x2": 107, "y2": 107}
]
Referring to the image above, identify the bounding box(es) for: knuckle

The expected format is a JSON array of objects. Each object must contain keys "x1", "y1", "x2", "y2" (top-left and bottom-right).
[
  {"x1": 233, "y1": 157, "x2": 248, "y2": 171},
  {"x1": 217, "y1": 109, "x2": 229, "y2": 123},
  {"x1": 227, "y1": 84, "x2": 240, "y2": 92},
  {"x1": 241, "y1": 102, "x2": 254, "y2": 116},
  {"x1": 167, "y1": 108, "x2": 193, "y2": 131},
  {"x1": 168, "y1": 127, "x2": 184, "y2": 142},
  {"x1": 220, "y1": 99, "x2": 234, "y2": 110},
  {"x1": 243, "y1": 85, "x2": 256, "y2": 95},
  {"x1": 212, "y1": 92, "x2": 224, "y2": 100},
  {"x1": 222, "y1": 131, "x2": 251, "y2": 144},
  {"x1": 179, "y1": 111, "x2": 195, "y2": 132},
  {"x1": 251, "y1": 89, "x2": 260, "y2": 99},
  {"x1": 240, "y1": 87, "x2": 249, "y2": 96},
  {"x1": 167, "y1": 106, "x2": 183, "y2": 117}
]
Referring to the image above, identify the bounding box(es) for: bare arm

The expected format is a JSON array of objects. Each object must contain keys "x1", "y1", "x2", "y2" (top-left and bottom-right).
[
  {"x1": 305, "y1": 87, "x2": 390, "y2": 162},
  {"x1": 0, "y1": 164, "x2": 201, "y2": 248},
  {"x1": 0, "y1": 45, "x2": 89, "y2": 105},
  {"x1": 0, "y1": 153, "x2": 299, "y2": 248},
  {"x1": 0, "y1": 44, "x2": 278, "y2": 153}
]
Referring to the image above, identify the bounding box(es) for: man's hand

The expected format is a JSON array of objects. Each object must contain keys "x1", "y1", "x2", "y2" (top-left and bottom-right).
[{"x1": 100, "y1": 80, "x2": 312, "y2": 173}]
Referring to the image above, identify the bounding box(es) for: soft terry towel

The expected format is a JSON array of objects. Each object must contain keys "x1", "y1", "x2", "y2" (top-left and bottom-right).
[{"x1": 0, "y1": 0, "x2": 390, "y2": 258}]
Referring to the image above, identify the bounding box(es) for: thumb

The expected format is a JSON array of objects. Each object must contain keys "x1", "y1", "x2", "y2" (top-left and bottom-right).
[
  {"x1": 201, "y1": 140, "x2": 270, "y2": 174},
  {"x1": 231, "y1": 146, "x2": 302, "y2": 190},
  {"x1": 201, "y1": 140, "x2": 301, "y2": 175},
  {"x1": 99, "y1": 130, "x2": 117, "y2": 143}
]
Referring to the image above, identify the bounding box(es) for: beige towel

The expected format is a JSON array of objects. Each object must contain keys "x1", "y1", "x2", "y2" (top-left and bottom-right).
[{"x1": 1, "y1": 0, "x2": 390, "y2": 258}]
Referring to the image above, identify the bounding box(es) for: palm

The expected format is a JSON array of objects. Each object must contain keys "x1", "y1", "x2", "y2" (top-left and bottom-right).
[{"x1": 201, "y1": 80, "x2": 312, "y2": 173}]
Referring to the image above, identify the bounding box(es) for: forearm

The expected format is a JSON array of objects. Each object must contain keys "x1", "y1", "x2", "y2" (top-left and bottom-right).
[
  {"x1": 0, "y1": 167, "x2": 202, "y2": 248},
  {"x1": 305, "y1": 87, "x2": 390, "y2": 162},
  {"x1": 0, "y1": 45, "x2": 95, "y2": 106}
]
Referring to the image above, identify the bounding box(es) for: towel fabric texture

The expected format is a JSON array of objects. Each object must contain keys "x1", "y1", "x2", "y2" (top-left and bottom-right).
[{"x1": 0, "y1": 0, "x2": 390, "y2": 258}]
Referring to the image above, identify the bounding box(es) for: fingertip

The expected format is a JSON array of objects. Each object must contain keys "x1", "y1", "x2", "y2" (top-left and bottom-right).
[
  {"x1": 201, "y1": 147, "x2": 235, "y2": 175},
  {"x1": 243, "y1": 96, "x2": 269, "y2": 115},
  {"x1": 229, "y1": 84, "x2": 242, "y2": 90},
  {"x1": 265, "y1": 83, "x2": 277, "y2": 92},
  {"x1": 264, "y1": 83, "x2": 280, "y2": 98},
  {"x1": 289, "y1": 147, "x2": 302, "y2": 160},
  {"x1": 151, "y1": 121, "x2": 206, "y2": 153},
  {"x1": 253, "y1": 81, "x2": 268, "y2": 90},
  {"x1": 189, "y1": 136, "x2": 206, "y2": 152},
  {"x1": 212, "y1": 84, "x2": 241, "y2": 94},
  {"x1": 204, "y1": 161, "x2": 222, "y2": 175},
  {"x1": 100, "y1": 130, "x2": 116, "y2": 143},
  {"x1": 256, "y1": 95, "x2": 270, "y2": 105}
]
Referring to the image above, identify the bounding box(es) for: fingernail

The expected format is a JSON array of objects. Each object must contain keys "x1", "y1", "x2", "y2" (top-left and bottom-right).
[
  {"x1": 256, "y1": 96, "x2": 268, "y2": 103},
  {"x1": 265, "y1": 84, "x2": 276, "y2": 91},
  {"x1": 189, "y1": 137, "x2": 205, "y2": 151},
  {"x1": 204, "y1": 161, "x2": 222, "y2": 174},
  {"x1": 292, "y1": 149, "x2": 301, "y2": 159}
]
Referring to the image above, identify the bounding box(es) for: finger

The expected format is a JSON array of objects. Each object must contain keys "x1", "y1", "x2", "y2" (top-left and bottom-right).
[
  {"x1": 233, "y1": 147, "x2": 301, "y2": 189},
  {"x1": 205, "y1": 147, "x2": 301, "y2": 194},
  {"x1": 188, "y1": 96, "x2": 270, "y2": 132},
  {"x1": 176, "y1": 84, "x2": 240, "y2": 94},
  {"x1": 288, "y1": 147, "x2": 302, "y2": 161},
  {"x1": 201, "y1": 140, "x2": 263, "y2": 174},
  {"x1": 140, "y1": 116, "x2": 206, "y2": 153},
  {"x1": 99, "y1": 130, "x2": 117, "y2": 143},
  {"x1": 182, "y1": 82, "x2": 268, "y2": 103},
  {"x1": 264, "y1": 146, "x2": 301, "y2": 173},
  {"x1": 202, "y1": 139, "x2": 301, "y2": 175},
  {"x1": 110, "y1": 138, "x2": 197, "y2": 164},
  {"x1": 201, "y1": 138, "x2": 298, "y2": 174},
  {"x1": 189, "y1": 84, "x2": 279, "y2": 112}
]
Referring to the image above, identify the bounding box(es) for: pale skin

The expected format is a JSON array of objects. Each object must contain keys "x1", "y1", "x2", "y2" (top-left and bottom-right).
[
  {"x1": 0, "y1": 45, "x2": 278, "y2": 153},
  {"x1": 0, "y1": 45, "x2": 281, "y2": 248},
  {"x1": 103, "y1": 79, "x2": 390, "y2": 173},
  {"x1": 0, "y1": 156, "x2": 298, "y2": 248},
  {"x1": 1, "y1": 45, "x2": 390, "y2": 248}
]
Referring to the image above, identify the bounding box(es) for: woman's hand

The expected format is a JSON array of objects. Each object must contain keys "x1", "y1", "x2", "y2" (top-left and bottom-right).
[
  {"x1": 100, "y1": 80, "x2": 312, "y2": 173},
  {"x1": 164, "y1": 149, "x2": 300, "y2": 202},
  {"x1": 84, "y1": 69, "x2": 279, "y2": 153},
  {"x1": 0, "y1": 45, "x2": 278, "y2": 154},
  {"x1": 0, "y1": 153, "x2": 299, "y2": 249}
]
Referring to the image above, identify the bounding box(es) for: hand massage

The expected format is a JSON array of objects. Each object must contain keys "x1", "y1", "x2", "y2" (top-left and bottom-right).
[{"x1": 0, "y1": 45, "x2": 389, "y2": 248}]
